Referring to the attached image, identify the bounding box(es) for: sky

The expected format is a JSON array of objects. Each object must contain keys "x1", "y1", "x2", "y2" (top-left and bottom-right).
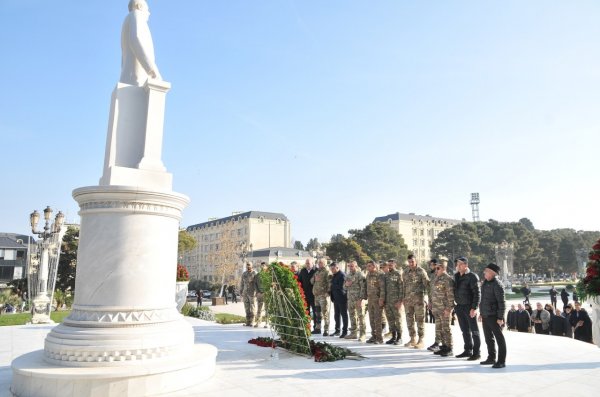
[{"x1": 1, "y1": 1, "x2": 599, "y2": 245}]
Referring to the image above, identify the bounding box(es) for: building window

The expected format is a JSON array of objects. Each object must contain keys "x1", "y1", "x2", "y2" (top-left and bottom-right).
[{"x1": 413, "y1": 239, "x2": 417, "y2": 247}]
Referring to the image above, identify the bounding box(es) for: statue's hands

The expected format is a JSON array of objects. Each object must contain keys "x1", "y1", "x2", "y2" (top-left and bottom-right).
[{"x1": 148, "y1": 68, "x2": 161, "y2": 80}]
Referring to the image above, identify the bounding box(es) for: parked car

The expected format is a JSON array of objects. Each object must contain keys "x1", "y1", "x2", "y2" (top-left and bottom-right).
[{"x1": 202, "y1": 291, "x2": 211, "y2": 299}]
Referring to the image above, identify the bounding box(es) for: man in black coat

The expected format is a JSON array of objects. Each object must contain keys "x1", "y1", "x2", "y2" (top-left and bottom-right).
[
  {"x1": 453, "y1": 257, "x2": 481, "y2": 361},
  {"x1": 515, "y1": 303, "x2": 531, "y2": 332},
  {"x1": 549, "y1": 307, "x2": 572, "y2": 338},
  {"x1": 479, "y1": 263, "x2": 507, "y2": 369},
  {"x1": 506, "y1": 305, "x2": 517, "y2": 331},
  {"x1": 329, "y1": 262, "x2": 348, "y2": 337},
  {"x1": 560, "y1": 288, "x2": 569, "y2": 311},
  {"x1": 549, "y1": 286, "x2": 558, "y2": 309},
  {"x1": 570, "y1": 302, "x2": 593, "y2": 343},
  {"x1": 298, "y1": 258, "x2": 316, "y2": 327}
]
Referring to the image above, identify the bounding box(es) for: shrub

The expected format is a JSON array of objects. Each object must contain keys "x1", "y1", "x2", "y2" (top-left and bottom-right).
[{"x1": 182, "y1": 304, "x2": 215, "y2": 321}]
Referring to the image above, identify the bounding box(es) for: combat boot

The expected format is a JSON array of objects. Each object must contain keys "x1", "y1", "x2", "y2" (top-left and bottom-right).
[
  {"x1": 434, "y1": 345, "x2": 447, "y2": 355},
  {"x1": 414, "y1": 338, "x2": 425, "y2": 349},
  {"x1": 404, "y1": 337, "x2": 416, "y2": 347},
  {"x1": 440, "y1": 348, "x2": 453, "y2": 357},
  {"x1": 427, "y1": 342, "x2": 440, "y2": 352},
  {"x1": 385, "y1": 331, "x2": 397, "y2": 345},
  {"x1": 311, "y1": 327, "x2": 321, "y2": 335},
  {"x1": 393, "y1": 334, "x2": 402, "y2": 345},
  {"x1": 344, "y1": 332, "x2": 357, "y2": 339}
]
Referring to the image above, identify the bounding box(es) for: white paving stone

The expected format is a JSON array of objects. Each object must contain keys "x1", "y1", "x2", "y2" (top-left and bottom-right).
[{"x1": 1, "y1": 311, "x2": 598, "y2": 396}]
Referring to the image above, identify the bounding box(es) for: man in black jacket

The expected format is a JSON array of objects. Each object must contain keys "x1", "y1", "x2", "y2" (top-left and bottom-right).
[
  {"x1": 515, "y1": 303, "x2": 531, "y2": 333},
  {"x1": 298, "y1": 258, "x2": 316, "y2": 330},
  {"x1": 479, "y1": 263, "x2": 507, "y2": 369},
  {"x1": 453, "y1": 257, "x2": 481, "y2": 360},
  {"x1": 329, "y1": 262, "x2": 348, "y2": 337}
]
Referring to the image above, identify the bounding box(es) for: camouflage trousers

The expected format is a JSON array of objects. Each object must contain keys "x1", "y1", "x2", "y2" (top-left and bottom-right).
[
  {"x1": 348, "y1": 298, "x2": 366, "y2": 336},
  {"x1": 367, "y1": 299, "x2": 383, "y2": 342},
  {"x1": 404, "y1": 298, "x2": 426, "y2": 339},
  {"x1": 433, "y1": 309, "x2": 452, "y2": 349},
  {"x1": 314, "y1": 294, "x2": 330, "y2": 331},
  {"x1": 255, "y1": 293, "x2": 264, "y2": 324},
  {"x1": 384, "y1": 303, "x2": 403, "y2": 337},
  {"x1": 243, "y1": 294, "x2": 256, "y2": 325}
]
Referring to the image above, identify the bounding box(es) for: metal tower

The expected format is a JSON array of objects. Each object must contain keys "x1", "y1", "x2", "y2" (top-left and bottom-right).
[{"x1": 470, "y1": 192, "x2": 480, "y2": 222}]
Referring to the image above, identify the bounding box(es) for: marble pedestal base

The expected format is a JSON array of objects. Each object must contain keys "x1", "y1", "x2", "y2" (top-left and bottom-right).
[{"x1": 11, "y1": 344, "x2": 217, "y2": 397}]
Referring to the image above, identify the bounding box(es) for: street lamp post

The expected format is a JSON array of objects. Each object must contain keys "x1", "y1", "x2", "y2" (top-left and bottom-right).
[{"x1": 29, "y1": 206, "x2": 64, "y2": 324}]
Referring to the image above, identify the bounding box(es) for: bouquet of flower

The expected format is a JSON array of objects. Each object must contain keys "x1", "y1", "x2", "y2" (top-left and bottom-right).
[
  {"x1": 176, "y1": 264, "x2": 190, "y2": 282},
  {"x1": 576, "y1": 238, "x2": 600, "y2": 302}
]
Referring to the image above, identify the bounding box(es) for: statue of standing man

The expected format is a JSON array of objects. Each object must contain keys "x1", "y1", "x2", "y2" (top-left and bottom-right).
[{"x1": 120, "y1": 0, "x2": 162, "y2": 86}]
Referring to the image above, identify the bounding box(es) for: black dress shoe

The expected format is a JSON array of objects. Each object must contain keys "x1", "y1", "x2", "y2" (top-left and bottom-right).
[
  {"x1": 331, "y1": 331, "x2": 341, "y2": 337},
  {"x1": 480, "y1": 358, "x2": 496, "y2": 365},
  {"x1": 455, "y1": 351, "x2": 472, "y2": 358},
  {"x1": 311, "y1": 329, "x2": 321, "y2": 335},
  {"x1": 492, "y1": 362, "x2": 506, "y2": 369},
  {"x1": 339, "y1": 333, "x2": 347, "y2": 338},
  {"x1": 467, "y1": 354, "x2": 481, "y2": 361}
]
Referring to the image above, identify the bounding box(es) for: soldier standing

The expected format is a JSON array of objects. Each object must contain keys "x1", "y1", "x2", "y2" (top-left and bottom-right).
[
  {"x1": 403, "y1": 254, "x2": 430, "y2": 348},
  {"x1": 366, "y1": 261, "x2": 384, "y2": 344},
  {"x1": 344, "y1": 261, "x2": 367, "y2": 341},
  {"x1": 382, "y1": 259, "x2": 404, "y2": 345},
  {"x1": 240, "y1": 262, "x2": 257, "y2": 326},
  {"x1": 310, "y1": 258, "x2": 332, "y2": 335},
  {"x1": 427, "y1": 259, "x2": 441, "y2": 352},
  {"x1": 429, "y1": 259, "x2": 455, "y2": 356},
  {"x1": 254, "y1": 262, "x2": 268, "y2": 327}
]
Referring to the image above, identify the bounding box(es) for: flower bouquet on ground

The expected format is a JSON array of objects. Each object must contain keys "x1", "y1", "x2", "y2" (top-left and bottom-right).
[
  {"x1": 248, "y1": 337, "x2": 362, "y2": 362},
  {"x1": 576, "y1": 238, "x2": 600, "y2": 302}
]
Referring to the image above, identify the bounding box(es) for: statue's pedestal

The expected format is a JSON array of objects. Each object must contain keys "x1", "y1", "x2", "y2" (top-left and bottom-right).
[
  {"x1": 11, "y1": 345, "x2": 216, "y2": 397},
  {"x1": 11, "y1": 186, "x2": 217, "y2": 397}
]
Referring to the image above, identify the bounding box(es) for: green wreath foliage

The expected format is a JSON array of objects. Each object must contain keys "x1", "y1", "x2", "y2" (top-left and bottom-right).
[{"x1": 258, "y1": 262, "x2": 312, "y2": 355}]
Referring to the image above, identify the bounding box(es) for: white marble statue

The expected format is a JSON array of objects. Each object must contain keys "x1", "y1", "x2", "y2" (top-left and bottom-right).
[{"x1": 120, "y1": 0, "x2": 161, "y2": 86}]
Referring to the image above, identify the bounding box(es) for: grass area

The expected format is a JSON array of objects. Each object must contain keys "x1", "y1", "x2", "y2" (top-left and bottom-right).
[
  {"x1": 215, "y1": 313, "x2": 246, "y2": 324},
  {"x1": 505, "y1": 292, "x2": 547, "y2": 300},
  {"x1": 0, "y1": 310, "x2": 71, "y2": 326}
]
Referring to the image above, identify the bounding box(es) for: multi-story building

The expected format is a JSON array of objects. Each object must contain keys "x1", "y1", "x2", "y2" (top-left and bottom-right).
[
  {"x1": 0, "y1": 233, "x2": 32, "y2": 284},
  {"x1": 183, "y1": 211, "x2": 291, "y2": 282},
  {"x1": 249, "y1": 247, "x2": 312, "y2": 267},
  {"x1": 373, "y1": 212, "x2": 462, "y2": 264}
]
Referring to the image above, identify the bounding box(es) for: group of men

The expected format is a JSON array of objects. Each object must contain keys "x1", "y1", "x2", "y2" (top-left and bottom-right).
[{"x1": 239, "y1": 255, "x2": 508, "y2": 369}]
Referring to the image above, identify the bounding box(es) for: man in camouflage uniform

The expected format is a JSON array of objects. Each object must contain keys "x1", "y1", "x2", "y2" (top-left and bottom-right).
[
  {"x1": 429, "y1": 259, "x2": 455, "y2": 356},
  {"x1": 382, "y1": 259, "x2": 404, "y2": 345},
  {"x1": 403, "y1": 254, "x2": 430, "y2": 348},
  {"x1": 366, "y1": 260, "x2": 384, "y2": 344},
  {"x1": 344, "y1": 260, "x2": 367, "y2": 341},
  {"x1": 240, "y1": 262, "x2": 257, "y2": 326},
  {"x1": 254, "y1": 262, "x2": 268, "y2": 327},
  {"x1": 310, "y1": 258, "x2": 332, "y2": 335}
]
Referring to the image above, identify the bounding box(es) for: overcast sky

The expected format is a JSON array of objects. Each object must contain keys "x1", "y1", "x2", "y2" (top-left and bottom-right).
[{"x1": 1, "y1": 1, "x2": 599, "y2": 244}]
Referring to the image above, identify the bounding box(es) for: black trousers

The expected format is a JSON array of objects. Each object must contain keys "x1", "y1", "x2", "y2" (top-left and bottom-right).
[
  {"x1": 482, "y1": 316, "x2": 507, "y2": 364},
  {"x1": 455, "y1": 304, "x2": 481, "y2": 354},
  {"x1": 333, "y1": 298, "x2": 349, "y2": 333}
]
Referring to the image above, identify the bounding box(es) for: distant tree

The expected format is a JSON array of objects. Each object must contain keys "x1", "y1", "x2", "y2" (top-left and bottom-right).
[
  {"x1": 324, "y1": 236, "x2": 370, "y2": 267},
  {"x1": 178, "y1": 229, "x2": 197, "y2": 256},
  {"x1": 348, "y1": 223, "x2": 409, "y2": 263},
  {"x1": 519, "y1": 218, "x2": 535, "y2": 231},
  {"x1": 293, "y1": 240, "x2": 304, "y2": 250},
  {"x1": 207, "y1": 220, "x2": 242, "y2": 296},
  {"x1": 558, "y1": 238, "x2": 578, "y2": 273},
  {"x1": 305, "y1": 238, "x2": 321, "y2": 252},
  {"x1": 56, "y1": 226, "x2": 79, "y2": 293}
]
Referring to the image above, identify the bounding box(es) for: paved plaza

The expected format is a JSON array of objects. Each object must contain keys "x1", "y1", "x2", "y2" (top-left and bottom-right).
[{"x1": 1, "y1": 300, "x2": 598, "y2": 397}]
